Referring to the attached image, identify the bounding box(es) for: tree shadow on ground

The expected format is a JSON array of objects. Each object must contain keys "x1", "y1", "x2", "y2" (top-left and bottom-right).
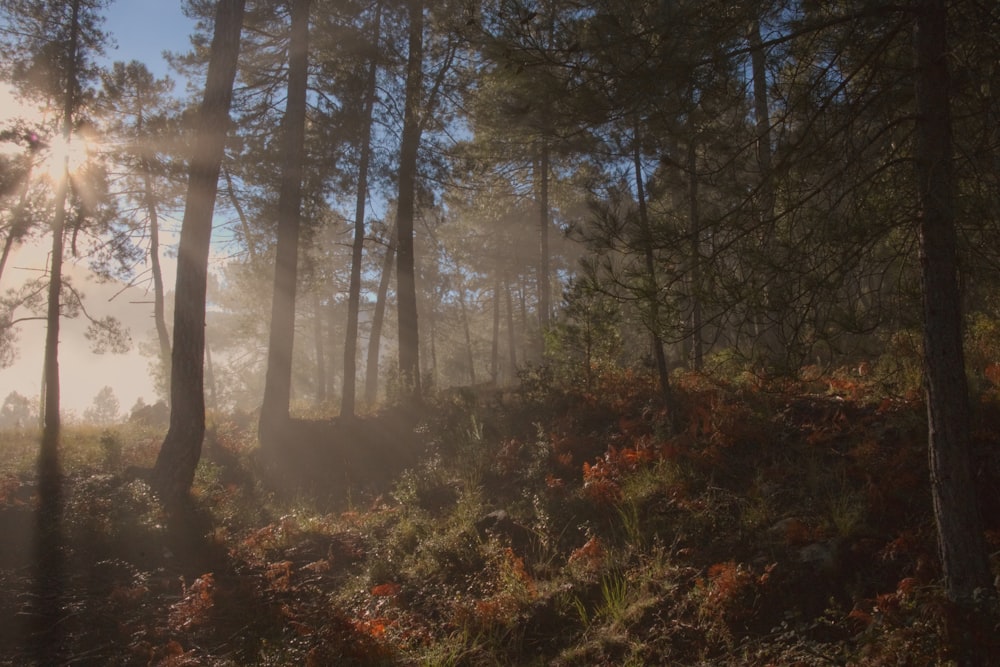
[{"x1": 258, "y1": 405, "x2": 427, "y2": 507}]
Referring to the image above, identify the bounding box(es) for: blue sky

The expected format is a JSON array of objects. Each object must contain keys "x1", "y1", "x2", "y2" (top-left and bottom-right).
[{"x1": 102, "y1": 0, "x2": 196, "y2": 82}]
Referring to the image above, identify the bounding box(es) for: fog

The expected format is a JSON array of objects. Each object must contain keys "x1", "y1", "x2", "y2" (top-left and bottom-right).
[{"x1": 0, "y1": 240, "x2": 164, "y2": 415}]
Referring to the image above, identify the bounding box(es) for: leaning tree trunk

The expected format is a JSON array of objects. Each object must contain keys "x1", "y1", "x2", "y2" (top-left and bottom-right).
[
  {"x1": 364, "y1": 225, "x2": 395, "y2": 407},
  {"x1": 913, "y1": 0, "x2": 993, "y2": 606},
  {"x1": 395, "y1": 0, "x2": 424, "y2": 402},
  {"x1": 259, "y1": 0, "x2": 311, "y2": 450},
  {"x1": 0, "y1": 165, "x2": 35, "y2": 287},
  {"x1": 140, "y1": 155, "x2": 171, "y2": 367},
  {"x1": 152, "y1": 0, "x2": 245, "y2": 504}
]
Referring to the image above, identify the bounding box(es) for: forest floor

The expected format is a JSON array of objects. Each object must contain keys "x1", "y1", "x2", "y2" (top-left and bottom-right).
[{"x1": 1, "y1": 364, "x2": 1000, "y2": 665}]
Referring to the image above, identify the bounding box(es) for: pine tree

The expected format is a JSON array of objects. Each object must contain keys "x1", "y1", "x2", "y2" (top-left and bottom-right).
[
  {"x1": 152, "y1": 0, "x2": 245, "y2": 504},
  {"x1": 258, "y1": 0, "x2": 311, "y2": 448},
  {"x1": 0, "y1": 0, "x2": 112, "y2": 474}
]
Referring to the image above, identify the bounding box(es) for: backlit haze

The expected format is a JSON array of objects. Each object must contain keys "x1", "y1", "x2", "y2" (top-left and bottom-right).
[{"x1": 0, "y1": 3, "x2": 196, "y2": 416}]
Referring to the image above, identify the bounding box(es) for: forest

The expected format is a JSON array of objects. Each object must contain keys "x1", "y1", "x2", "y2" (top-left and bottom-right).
[{"x1": 1, "y1": 0, "x2": 999, "y2": 664}]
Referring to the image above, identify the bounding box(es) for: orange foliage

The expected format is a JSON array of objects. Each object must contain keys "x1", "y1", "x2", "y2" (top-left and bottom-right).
[
  {"x1": 168, "y1": 573, "x2": 216, "y2": 632},
  {"x1": 582, "y1": 444, "x2": 658, "y2": 504},
  {"x1": 985, "y1": 363, "x2": 1000, "y2": 386},
  {"x1": 370, "y1": 582, "x2": 401, "y2": 597},
  {"x1": 265, "y1": 560, "x2": 294, "y2": 592},
  {"x1": 697, "y1": 561, "x2": 774, "y2": 627},
  {"x1": 353, "y1": 617, "x2": 392, "y2": 639},
  {"x1": 568, "y1": 536, "x2": 605, "y2": 572}
]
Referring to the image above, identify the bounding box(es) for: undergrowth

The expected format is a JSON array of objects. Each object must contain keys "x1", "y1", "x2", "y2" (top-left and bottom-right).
[{"x1": 1, "y1": 364, "x2": 999, "y2": 665}]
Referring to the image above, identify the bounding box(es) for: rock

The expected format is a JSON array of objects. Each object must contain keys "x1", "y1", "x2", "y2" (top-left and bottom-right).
[{"x1": 798, "y1": 541, "x2": 838, "y2": 570}]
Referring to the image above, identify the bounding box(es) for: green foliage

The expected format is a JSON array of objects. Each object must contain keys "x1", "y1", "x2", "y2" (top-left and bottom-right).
[{"x1": 545, "y1": 279, "x2": 622, "y2": 388}]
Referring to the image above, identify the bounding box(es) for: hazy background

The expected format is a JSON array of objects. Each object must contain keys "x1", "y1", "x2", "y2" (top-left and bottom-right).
[{"x1": 0, "y1": 1, "x2": 195, "y2": 415}]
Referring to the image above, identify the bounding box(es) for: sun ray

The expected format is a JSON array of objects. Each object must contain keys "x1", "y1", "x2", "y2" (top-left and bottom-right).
[{"x1": 44, "y1": 132, "x2": 91, "y2": 183}]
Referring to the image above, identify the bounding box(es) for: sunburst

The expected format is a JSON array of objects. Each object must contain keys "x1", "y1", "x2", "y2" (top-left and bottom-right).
[{"x1": 43, "y1": 131, "x2": 95, "y2": 184}]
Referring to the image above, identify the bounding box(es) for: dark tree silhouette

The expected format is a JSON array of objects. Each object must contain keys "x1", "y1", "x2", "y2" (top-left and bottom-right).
[
  {"x1": 395, "y1": 0, "x2": 425, "y2": 402},
  {"x1": 153, "y1": 0, "x2": 245, "y2": 504},
  {"x1": 259, "y1": 0, "x2": 311, "y2": 448},
  {"x1": 913, "y1": 0, "x2": 993, "y2": 608}
]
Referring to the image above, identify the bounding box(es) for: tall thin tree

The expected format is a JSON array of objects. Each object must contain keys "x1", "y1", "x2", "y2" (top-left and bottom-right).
[
  {"x1": 259, "y1": 0, "x2": 311, "y2": 447},
  {"x1": 152, "y1": 0, "x2": 245, "y2": 503},
  {"x1": 395, "y1": 0, "x2": 425, "y2": 401},
  {"x1": 913, "y1": 0, "x2": 993, "y2": 608},
  {"x1": 342, "y1": 1, "x2": 383, "y2": 418}
]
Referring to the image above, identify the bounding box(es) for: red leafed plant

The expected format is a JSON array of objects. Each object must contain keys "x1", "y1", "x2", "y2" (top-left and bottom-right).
[
  {"x1": 568, "y1": 536, "x2": 605, "y2": 573},
  {"x1": 168, "y1": 573, "x2": 216, "y2": 632}
]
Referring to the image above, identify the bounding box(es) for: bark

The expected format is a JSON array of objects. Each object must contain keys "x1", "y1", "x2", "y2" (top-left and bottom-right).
[
  {"x1": 152, "y1": 0, "x2": 245, "y2": 503},
  {"x1": 687, "y1": 136, "x2": 703, "y2": 371},
  {"x1": 749, "y1": 17, "x2": 781, "y2": 363},
  {"x1": 205, "y1": 338, "x2": 218, "y2": 412},
  {"x1": 222, "y1": 165, "x2": 258, "y2": 261},
  {"x1": 749, "y1": 19, "x2": 774, "y2": 221},
  {"x1": 913, "y1": 0, "x2": 993, "y2": 605},
  {"x1": 141, "y1": 155, "x2": 171, "y2": 366},
  {"x1": 365, "y1": 225, "x2": 395, "y2": 407},
  {"x1": 427, "y1": 301, "x2": 437, "y2": 388},
  {"x1": 490, "y1": 276, "x2": 500, "y2": 383},
  {"x1": 395, "y1": 0, "x2": 424, "y2": 401},
  {"x1": 536, "y1": 142, "x2": 551, "y2": 339},
  {"x1": 313, "y1": 292, "x2": 327, "y2": 406},
  {"x1": 505, "y1": 273, "x2": 517, "y2": 383},
  {"x1": 0, "y1": 165, "x2": 34, "y2": 287},
  {"x1": 40, "y1": 0, "x2": 81, "y2": 476},
  {"x1": 342, "y1": 2, "x2": 382, "y2": 418},
  {"x1": 632, "y1": 122, "x2": 671, "y2": 401},
  {"x1": 259, "y1": 0, "x2": 311, "y2": 449},
  {"x1": 459, "y1": 282, "x2": 475, "y2": 385}
]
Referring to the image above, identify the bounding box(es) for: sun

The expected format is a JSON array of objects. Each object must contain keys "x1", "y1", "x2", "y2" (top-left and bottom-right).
[
  {"x1": 1, "y1": 84, "x2": 96, "y2": 183},
  {"x1": 44, "y1": 131, "x2": 92, "y2": 182}
]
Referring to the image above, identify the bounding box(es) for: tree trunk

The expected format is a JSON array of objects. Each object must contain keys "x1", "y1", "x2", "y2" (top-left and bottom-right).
[
  {"x1": 313, "y1": 292, "x2": 327, "y2": 406},
  {"x1": 222, "y1": 165, "x2": 258, "y2": 261},
  {"x1": 395, "y1": 0, "x2": 424, "y2": 401},
  {"x1": 152, "y1": 0, "x2": 245, "y2": 503},
  {"x1": 913, "y1": 0, "x2": 993, "y2": 605},
  {"x1": 205, "y1": 338, "x2": 218, "y2": 412},
  {"x1": 365, "y1": 225, "x2": 395, "y2": 407},
  {"x1": 459, "y1": 282, "x2": 475, "y2": 385},
  {"x1": 491, "y1": 276, "x2": 500, "y2": 383},
  {"x1": 342, "y1": 2, "x2": 382, "y2": 418},
  {"x1": 749, "y1": 17, "x2": 782, "y2": 363},
  {"x1": 633, "y1": 121, "x2": 671, "y2": 401},
  {"x1": 687, "y1": 135, "x2": 703, "y2": 371},
  {"x1": 0, "y1": 165, "x2": 34, "y2": 287},
  {"x1": 39, "y1": 0, "x2": 82, "y2": 477},
  {"x1": 141, "y1": 155, "x2": 171, "y2": 367},
  {"x1": 259, "y1": 0, "x2": 311, "y2": 449},
  {"x1": 427, "y1": 301, "x2": 438, "y2": 388},
  {"x1": 505, "y1": 273, "x2": 517, "y2": 383},
  {"x1": 749, "y1": 19, "x2": 773, "y2": 222},
  {"x1": 536, "y1": 142, "x2": 551, "y2": 341}
]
